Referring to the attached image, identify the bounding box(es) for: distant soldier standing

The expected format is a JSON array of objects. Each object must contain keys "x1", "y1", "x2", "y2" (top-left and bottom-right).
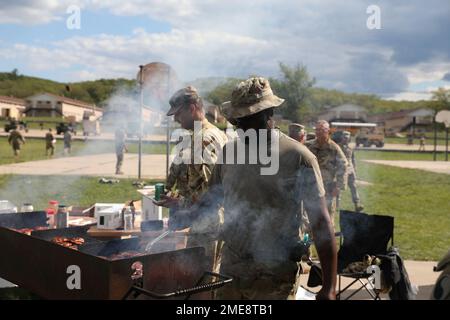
[
  {"x1": 45, "y1": 128, "x2": 55, "y2": 157},
  {"x1": 306, "y1": 120, "x2": 348, "y2": 226},
  {"x1": 115, "y1": 127, "x2": 128, "y2": 175},
  {"x1": 8, "y1": 127, "x2": 25, "y2": 160},
  {"x1": 63, "y1": 129, "x2": 72, "y2": 155},
  {"x1": 337, "y1": 131, "x2": 364, "y2": 212},
  {"x1": 288, "y1": 123, "x2": 306, "y2": 144}
]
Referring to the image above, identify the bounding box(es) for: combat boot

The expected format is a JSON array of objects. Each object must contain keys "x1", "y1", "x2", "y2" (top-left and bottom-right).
[{"x1": 355, "y1": 202, "x2": 364, "y2": 212}]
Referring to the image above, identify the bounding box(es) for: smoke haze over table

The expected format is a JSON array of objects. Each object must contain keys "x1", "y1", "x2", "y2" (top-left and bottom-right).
[{"x1": 0, "y1": 0, "x2": 449, "y2": 101}]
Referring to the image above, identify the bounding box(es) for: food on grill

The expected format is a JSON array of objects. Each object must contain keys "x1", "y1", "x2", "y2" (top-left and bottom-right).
[
  {"x1": 108, "y1": 250, "x2": 143, "y2": 260},
  {"x1": 70, "y1": 237, "x2": 85, "y2": 245},
  {"x1": 16, "y1": 228, "x2": 34, "y2": 235},
  {"x1": 51, "y1": 236, "x2": 85, "y2": 250},
  {"x1": 10, "y1": 226, "x2": 48, "y2": 235}
]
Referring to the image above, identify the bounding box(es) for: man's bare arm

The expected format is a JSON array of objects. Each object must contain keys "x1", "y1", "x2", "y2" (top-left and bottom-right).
[{"x1": 305, "y1": 197, "x2": 337, "y2": 300}]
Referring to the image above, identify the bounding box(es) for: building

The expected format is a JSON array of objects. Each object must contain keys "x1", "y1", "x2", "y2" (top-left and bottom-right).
[
  {"x1": 368, "y1": 108, "x2": 434, "y2": 134},
  {"x1": 0, "y1": 96, "x2": 26, "y2": 119},
  {"x1": 315, "y1": 104, "x2": 368, "y2": 123},
  {"x1": 24, "y1": 93, "x2": 103, "y2": 122}
]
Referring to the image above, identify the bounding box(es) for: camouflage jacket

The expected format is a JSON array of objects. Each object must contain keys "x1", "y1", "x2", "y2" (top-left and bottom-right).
[
  {"x1": 305, "y1": 138, "x2": 348, "y2": 190},
  {"x1": 338, "y1": 143, "x2": 356, "y2": 175},
  {"x1": 167, "y1": 119, "x2": 228, "y2": 232}
]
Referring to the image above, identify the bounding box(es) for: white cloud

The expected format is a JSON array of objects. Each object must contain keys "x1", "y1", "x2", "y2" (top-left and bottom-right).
[
  {"x1": 386, "y1": 91, "x2": 432, "y2": 101},
  {"x1": 1, "y1": 0, "x2": 449, "y2": 100},
  {"x1": 0, "y1": 0, "x2": 78, "y2": 25}
]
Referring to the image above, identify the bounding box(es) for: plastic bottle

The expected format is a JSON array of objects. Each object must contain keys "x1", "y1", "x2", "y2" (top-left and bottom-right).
[
  {"x1": 47, "y1": 200, "x2": 59, "y2": 228},
  {"x1": 56, "y1": 205, "x2": 69, "y2": 228},
  {"x1": 46, "y1": 208, "x2": 56, "y2": 228}
]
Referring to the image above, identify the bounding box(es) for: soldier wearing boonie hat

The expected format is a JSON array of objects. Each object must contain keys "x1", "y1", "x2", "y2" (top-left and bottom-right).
[{"x1": 177, "y1": 77, "x2": 338, "y2": 300}]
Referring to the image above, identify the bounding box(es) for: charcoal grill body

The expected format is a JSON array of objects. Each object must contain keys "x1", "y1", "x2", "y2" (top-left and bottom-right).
[{"x1": 0, "y1": 212, "x2": 209, "y2": 299}]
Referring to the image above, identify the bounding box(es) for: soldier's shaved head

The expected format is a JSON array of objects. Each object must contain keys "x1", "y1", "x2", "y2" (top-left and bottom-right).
[{"x1": 315, "y1": 120, "x2": 330, "y2": 144}]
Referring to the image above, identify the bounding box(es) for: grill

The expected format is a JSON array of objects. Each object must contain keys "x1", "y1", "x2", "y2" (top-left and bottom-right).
[{"x1": 0, "y1": 211, "x2": 231, "y2": 300}]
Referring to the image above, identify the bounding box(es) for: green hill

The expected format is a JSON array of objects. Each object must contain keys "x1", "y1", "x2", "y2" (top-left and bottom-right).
[{"x1": 0, "y1": 70, "x2": 136, "y2": 106}]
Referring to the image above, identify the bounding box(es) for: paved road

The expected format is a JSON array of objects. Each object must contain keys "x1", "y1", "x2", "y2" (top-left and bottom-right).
[
  {"x1": 0, "y1": 153, "x2": 168, "y2": 179},
  {"x1": 363, "y1": 160, "x2": 450, "y2": 175}
]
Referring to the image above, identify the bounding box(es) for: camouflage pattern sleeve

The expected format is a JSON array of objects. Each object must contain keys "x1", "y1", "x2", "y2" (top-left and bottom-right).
[
  {"x1": 335, "y1": 143, "x2": 348, "y2": 190},
  {"x1": 298, "y1": 146, "x2": 326, "y2": 206}
]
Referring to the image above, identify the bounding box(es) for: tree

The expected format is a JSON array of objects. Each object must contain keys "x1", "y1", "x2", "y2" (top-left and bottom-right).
[
  {"x1": 270, "y1": 63, "x2": 315, "y2": 123},
  {"x1": 430, "y1": 87, "x2": 450, "y2": 114}
]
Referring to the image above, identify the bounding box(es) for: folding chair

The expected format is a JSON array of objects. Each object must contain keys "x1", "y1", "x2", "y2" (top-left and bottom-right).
[
  {"x1": 306, "y1": 210, "x2": 394, "y2": 300},
  {"x1": 336, "y1": 210, "x2": 394, "y2": 300}
]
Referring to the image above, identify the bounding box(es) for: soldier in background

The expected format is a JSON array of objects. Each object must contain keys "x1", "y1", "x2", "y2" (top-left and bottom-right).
[
  {"x1": 115, "y1": 127, "x2": 128, "y2": 175},
  {"x1": 306, "y1": 120, "x2": 348, "y2": 226},
  {"x1": 288, "y1": 123, "x2": 306, "y2": 143},
  {"x1": 45, "y1": 128, "x2": 55, "y2": 157},
  {"x1": 159, "y1": 86, "x2": 228, "y2": 278},
  {"x1": 8, "y1": 127, "x2": 25, "y2": 160},
  {"x1": 337, "y1": 131, "x2": 364, "y2": 212},
  {"x1": 63, "y1": 129, "x2": 72, "y2": 155}
]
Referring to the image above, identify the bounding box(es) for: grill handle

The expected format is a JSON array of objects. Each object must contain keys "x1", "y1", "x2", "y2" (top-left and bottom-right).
[{"x1": 122, "y1": 271, "x2": 232, "y2": 300}]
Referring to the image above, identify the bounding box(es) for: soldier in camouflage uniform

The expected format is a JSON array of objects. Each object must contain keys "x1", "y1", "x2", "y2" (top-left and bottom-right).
[
  {"x1": 338, "y1": 131, "x2": 364, "y2": 212},
  {"x1": 305, "y1": 120, "x2": 348, "y2": 226},
  {"x1": 171, "y1": 78, "x2": 338, "y2": 300},
  {"x1": 161, "y1": 86, "x2": 228, "y2": 276},
  {"x1": 8, "y1": 128, "x2": 25, "y2": 159}
]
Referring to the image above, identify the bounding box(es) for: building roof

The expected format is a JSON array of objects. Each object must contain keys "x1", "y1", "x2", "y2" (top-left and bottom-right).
[
  {"x1": 369, "y1": 108, "x2": 432, "y2": 122},
  {"x1": 0, "y1": 96, "x2": 26, "y2": 106},
  {"x1": 26, "y1": 93, "x2": 103, "y2": 112}
]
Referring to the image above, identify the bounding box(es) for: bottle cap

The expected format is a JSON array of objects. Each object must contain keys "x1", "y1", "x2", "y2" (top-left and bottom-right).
[{"x1": 49, "y1": 200, "x2": 59, "y2": 205}]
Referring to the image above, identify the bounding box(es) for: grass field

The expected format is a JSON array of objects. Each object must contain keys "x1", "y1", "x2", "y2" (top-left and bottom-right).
[
  {"x1": 338, "y1": 151, "x2": 450, "y2": 261},
  {"x1": 0, "y1": 137, "x2": 167, "y2": 165},
  {"x1": 0, "y1": 175, "x2": 163, "y2": 211}
]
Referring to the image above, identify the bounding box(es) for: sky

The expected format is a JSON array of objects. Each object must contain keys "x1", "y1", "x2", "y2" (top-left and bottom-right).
[{"x1": 0, "y1": 0, "x2": 449, "y2": 101}]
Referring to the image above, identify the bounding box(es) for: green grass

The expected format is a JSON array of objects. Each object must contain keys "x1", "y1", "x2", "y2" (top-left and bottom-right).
[
  {"x1": 337, "y1": 152, "x2": 450, "y2": 261},
  {"x1": 0, "y1": 137, "x2": 167, "y2": 165},
  {"x1": 355, "y1": 150, "x2": 449, "y2": 161},
  {"x1": 0, "y1": 175, "x2": 163, "y2": 210},
  {"x1": 385, "y1": 136, "x2": 448, "y2": 146}
]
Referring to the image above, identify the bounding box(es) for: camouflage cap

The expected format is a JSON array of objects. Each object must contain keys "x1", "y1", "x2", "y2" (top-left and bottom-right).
[
  {"x1": 167, "y1": 86, "x2": 201, "y2": 116},
  {"x1": 221, "y1": 77, "x2": 284, "y2": 120},
  {"x1": 288, "y1": 123, "x2": 305, "y2": 133}
]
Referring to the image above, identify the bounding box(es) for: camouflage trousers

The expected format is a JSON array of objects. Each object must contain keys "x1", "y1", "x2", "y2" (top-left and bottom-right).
[
  {"x1": 347, "y1": 173, "x2": 360, "y2": 205},
  {"x1": 215, "y1": 245, "x2": 300, "y2": 300},
  {"x1": 115, "y1": 153, "x2": 124, "y2": 173}
]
